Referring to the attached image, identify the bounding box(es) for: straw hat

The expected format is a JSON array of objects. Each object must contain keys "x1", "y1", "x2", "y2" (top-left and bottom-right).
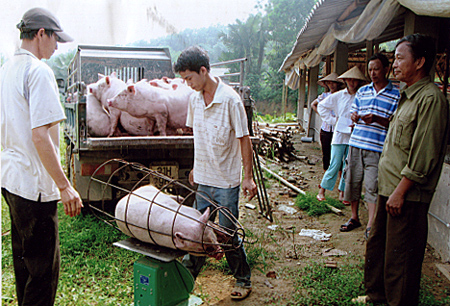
[
  {"x1": 338, "y1": 66, "x2": 368, "y2": 82},
  {"x1": 317, "y1": 72, "x2": 344, "y2": 87}
]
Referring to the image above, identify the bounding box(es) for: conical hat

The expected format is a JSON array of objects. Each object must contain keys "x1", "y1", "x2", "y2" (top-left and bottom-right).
[
  {"x1": 317, "y1": 72, "x2": 344, "y2": 87},
  {"x1": 337, "y1": 66, "x2": 368, "y2": 82}
]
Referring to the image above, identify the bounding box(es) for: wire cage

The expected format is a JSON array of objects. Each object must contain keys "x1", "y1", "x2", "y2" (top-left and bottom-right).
[{"x1": 87, "y1": 159, "x2": 246, "y2": 258}]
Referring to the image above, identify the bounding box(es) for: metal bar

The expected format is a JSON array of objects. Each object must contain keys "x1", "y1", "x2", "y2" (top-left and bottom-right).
[
  {"x1": 210, "y1": 58, "x2": 247, "y2": 67},
  {"x1": 252, "y1": 146, "x2": 272, "y2": 222},
  {"x1": 429, "y1": 211, "x2": 450, "y2": 229}
]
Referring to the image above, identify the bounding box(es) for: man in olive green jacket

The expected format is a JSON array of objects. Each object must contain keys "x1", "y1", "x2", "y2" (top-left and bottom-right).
[{"x1": 359, "y1": 34, "x2": 450, "y2": 306}]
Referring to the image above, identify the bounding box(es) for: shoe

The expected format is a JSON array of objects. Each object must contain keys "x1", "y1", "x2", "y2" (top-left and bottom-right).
[
  {"x1": 351, "y1": 295, "x2": 369, "y2": 304},
  {"x1": 340, "y1": 218, "x2": 361, "y2": 232},
  {"x1": 342, "y1": 201, "x2": 351, "y2": 206},
  {"x1": 230, "y1": 285, "x2": 252, "y2": 300}
]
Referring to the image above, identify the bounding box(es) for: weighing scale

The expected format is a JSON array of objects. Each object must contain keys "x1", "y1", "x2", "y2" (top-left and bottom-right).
[
  {"x1": 114, "y1": 237, "x2": 202, "y2": 306},
  {"x1": 87, "y1": 160, "x2": 244, "y2": 306}
]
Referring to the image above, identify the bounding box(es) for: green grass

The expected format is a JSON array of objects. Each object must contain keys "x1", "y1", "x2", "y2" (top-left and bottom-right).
[
  {"x1": 295, "y1": 192, "x2": 345, "y2": 216},
  {"x1": 205, "y1": 228, "x2": 278, "y2": 275},
  {"x1": 293, "y1": 258, "x2": 450, "y2": 306},
  {"x1": 2, "y1": 199, "x2": 141, "y2": 305}
]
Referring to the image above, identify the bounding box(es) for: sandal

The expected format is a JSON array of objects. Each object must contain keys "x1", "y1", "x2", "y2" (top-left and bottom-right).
[
  {"x1": 316, "y1": 194, "x2": 325, "y2": 202},
  {"x1": 364, "y1": 227, "x2": 371, "y2": 240},
  {"x1": 230, "y1": 285, "x2": 252, "y2": 300},
  {"x1": 340, "y1": 218, "x2": 361, "y2": 232}
]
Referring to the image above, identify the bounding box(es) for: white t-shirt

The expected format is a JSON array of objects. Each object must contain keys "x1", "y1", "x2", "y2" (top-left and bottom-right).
[
  {"x1": 317, "y1": 88, "x2": 355, "y2": 145},
  {"x1": 1, "y1": 49, "x2": 66, "y2": 202},
  {"x1": 186, "y1": 78, "x2": 249, "y2": 189}
]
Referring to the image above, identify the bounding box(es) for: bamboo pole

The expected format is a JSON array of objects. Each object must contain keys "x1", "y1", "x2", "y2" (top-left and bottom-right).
[{"x1": 261, "y1": 164, "x2": 342, "y2": 215}]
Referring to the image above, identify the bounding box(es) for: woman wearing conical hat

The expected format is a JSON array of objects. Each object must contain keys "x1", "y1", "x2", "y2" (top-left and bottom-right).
[
  {"x1": 316, "y1": 66, "x2": 368, "y2": 203},
  {"x1": 311, "y1": 72, "x2": 344, "y2": 172}
]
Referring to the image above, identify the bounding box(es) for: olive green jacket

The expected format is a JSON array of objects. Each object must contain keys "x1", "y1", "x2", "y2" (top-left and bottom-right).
[{"x1": 378, "y1": 77, "x2": 450, "y2": 203}]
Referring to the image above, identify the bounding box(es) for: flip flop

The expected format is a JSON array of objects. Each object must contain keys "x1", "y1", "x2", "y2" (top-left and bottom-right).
[
  {"x1": 316, "y1": 194, "x2": 325, "y2": 202},
  {"x1": 364, "y1": 227, "x2": 371, "y2": 240},
  {"x1": 230, "y1": 285, "x2": 252, "y2": 300},
  {"x1": 340, "y1": 218, "x2": 361, "y2": 232}
]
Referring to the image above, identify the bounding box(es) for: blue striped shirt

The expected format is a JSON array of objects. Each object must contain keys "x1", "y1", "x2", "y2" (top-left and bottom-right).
[{"x1": 349, "y1": 81, "x2": 400, "y2": 152}]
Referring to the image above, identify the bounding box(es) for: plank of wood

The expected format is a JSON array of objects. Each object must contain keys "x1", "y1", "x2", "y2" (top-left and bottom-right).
[{"x1": 261, "y1": 164, "x2": 342, "y2": 215}]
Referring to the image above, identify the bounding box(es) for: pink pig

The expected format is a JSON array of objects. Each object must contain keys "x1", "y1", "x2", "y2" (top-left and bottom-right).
[
  {"x1": 107, "y1": 80, "x2": 192, "y2": 136},
  {"x1": 88, "y1": 73, "x2": 153, "y2": 136},
  {"x1": 115, "y1": 185, "x2": 223, "y2": 259}
]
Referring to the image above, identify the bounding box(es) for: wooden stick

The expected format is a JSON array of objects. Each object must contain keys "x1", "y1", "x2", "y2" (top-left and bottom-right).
[{"x1": 261, "y1": 164, "x2": 342, "y2": 215}]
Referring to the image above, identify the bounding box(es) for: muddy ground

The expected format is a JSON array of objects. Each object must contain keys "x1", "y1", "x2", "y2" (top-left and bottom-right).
[{"x1": 192, "y1": 135, "x2": 450, "y2": 306}]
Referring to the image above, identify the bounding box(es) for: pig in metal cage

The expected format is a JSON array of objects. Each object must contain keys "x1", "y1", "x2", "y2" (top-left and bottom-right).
[{"x1": 87, "y1": 159, "x2": 246, "y2": 259}]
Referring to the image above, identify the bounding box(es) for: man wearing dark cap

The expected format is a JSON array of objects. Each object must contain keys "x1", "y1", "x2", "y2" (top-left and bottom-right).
[{"x1": 1, "y1": 7, "x2": 82, "y2": 306}]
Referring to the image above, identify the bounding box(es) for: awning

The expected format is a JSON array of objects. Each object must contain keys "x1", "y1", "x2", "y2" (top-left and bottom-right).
[{"x1": 280, "y1": 0, "x2": 450, "y2": 72}]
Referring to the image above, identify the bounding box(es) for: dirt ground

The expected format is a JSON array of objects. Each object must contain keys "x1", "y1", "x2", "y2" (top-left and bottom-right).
[{"x1": 192, "y1": 135, "x2": 450, "y2": 306}]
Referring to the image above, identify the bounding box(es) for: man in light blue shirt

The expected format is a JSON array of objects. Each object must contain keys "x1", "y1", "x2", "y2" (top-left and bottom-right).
[{"x1": 340, "y1": 53, "x2": 399, "y2": 238}]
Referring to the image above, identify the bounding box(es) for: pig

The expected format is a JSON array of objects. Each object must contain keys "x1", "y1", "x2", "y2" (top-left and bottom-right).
[
  {"x1": 107, "y1": 80, "x2": 191, "y2": 136},
  {"x1": 86, "y1": 93, "x2": 110, "y2": 137},
  {"x1": 88, "y1": 73, "x2": 125, "y2": 136},
  {"x1": 115, "y1": 185, "x2": 223, "y2": 259},
  {"x1": 88, "y1": 73, "x2": 153, "y2": 136}
]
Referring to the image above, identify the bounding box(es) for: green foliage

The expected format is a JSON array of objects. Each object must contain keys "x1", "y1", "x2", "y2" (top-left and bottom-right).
[
  {"x1": 295, "y1": 192, "x2": 344, "y2": 216},
  {"x1": 1, "y1": 199, "x2": 141, "y2": 305},
  {"x1": 294, "y1": 260, "x2": 366, "y2": 305},
  {"x1": 130, "y1": 25, "x2": 228, "y2": 64},
  {"x1": 44, "y1": 49, "x2": 77, "y2": 81},
  {"x1": 294, "y1": 259, "x2": 450, "y2": 306},
  {"x1": 205, "y1": 229, "x2": 277, "y2": 275},
  {"x1": 257, "y1": 112, "x2": 297, "y2": 123}
]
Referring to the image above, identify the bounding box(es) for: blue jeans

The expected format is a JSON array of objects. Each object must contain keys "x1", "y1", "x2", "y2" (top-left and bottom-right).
[
  {"x1": 320, "y1": 144, "x2": 348, "y2": 192},
  {"x1": 182, "y1": 184, "x2": 251, "y2": 287}
]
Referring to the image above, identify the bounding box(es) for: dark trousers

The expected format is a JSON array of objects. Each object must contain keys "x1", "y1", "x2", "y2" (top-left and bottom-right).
[
  {"x1": 365, "y1": 195, "x2": 429, "y2": 306},
  {"x1": 2, "y1": 188, "x2": 60, "y2": 306},
  {"x1": 320, "y1": 129, "x2": 333, "y2": 170}
]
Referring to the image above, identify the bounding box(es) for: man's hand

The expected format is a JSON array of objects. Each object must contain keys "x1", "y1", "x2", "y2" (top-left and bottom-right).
[
  {"x1": 242, "y1": 178, "x2": 257, "y2": 200},
  {"x1": 60, "y1": 185, "x2": 83, "y2": 217},
  {"x1": 386, "y1": 192, "x2": 404, "y2": 217},
  {"x1": 386, "y1": 177, "x2": 414, "y2": 217},
  {"x1": 361, "y1": 113, "x2": 375, "y2": 124},
  {"x1": 351, "y1": 111, "x2": 360, "y2": 123}
]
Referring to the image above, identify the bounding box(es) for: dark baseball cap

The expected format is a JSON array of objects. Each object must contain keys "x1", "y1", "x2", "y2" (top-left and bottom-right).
[{"x1": 16, "y1": 7, "x2": 73, "y2": 43}]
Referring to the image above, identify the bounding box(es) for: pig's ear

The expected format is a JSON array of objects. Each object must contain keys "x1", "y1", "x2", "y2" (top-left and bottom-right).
[
  {"x1": 127, "y1": 85, "x2": 136, "y2": 95},
  {"x1": 172, "y1": 84, "x2": 178, "y2": 90},
  {"x1": 111, "y1": 71, "x2": 117, "y2": 77},
  {"x1": 162, "y1": 76, "x2": 169, "y2": 83},
  {"x1": 174, "y1": 232, "x2": 187, "y2": 249},
  {"x1": 126, "y1": 78, "x2": 133, "y2": 85},
  {"x1": 199, "y1": 207, "x2": 210, "y2": 224},
  {"x1": 106, "y1": 76, "x2": 111, "y2": 86},
  {"x1": 98, "y1": 73, "x2": 105, "y2": 80}
]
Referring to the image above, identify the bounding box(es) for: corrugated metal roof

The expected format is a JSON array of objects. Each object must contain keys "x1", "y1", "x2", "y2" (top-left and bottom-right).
[{"x1": 280, "y1": 0, "x2": 357, "y2": 72}]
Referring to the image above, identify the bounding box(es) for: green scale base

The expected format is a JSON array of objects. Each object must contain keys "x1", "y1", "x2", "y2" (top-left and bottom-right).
[{"x1": 134, "y1": 256, "x2": 194, "y2": 306}]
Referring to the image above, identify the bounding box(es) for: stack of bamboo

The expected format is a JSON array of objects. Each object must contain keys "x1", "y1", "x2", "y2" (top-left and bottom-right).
[{"x1": 254, "y1": 122, "x2": 303, "y2": 162}]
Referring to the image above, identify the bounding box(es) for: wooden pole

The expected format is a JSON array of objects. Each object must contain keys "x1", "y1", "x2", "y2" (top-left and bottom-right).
[{"x1": 260, "y1": 164, "x2": 343, "y2": 215}]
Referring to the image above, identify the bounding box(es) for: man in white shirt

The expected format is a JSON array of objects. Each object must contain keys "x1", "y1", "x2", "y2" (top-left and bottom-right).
[
  {"x1": 174, "y1": 46, "x2": 256, "y2": 301},
  {"x1": 1, "y1": 8, "x2": 82, "y2": 305}
]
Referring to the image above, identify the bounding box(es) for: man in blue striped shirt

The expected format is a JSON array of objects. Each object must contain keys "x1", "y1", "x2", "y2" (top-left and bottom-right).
[{"x1": 340, "y1": 53, "x2": 400, "y2": 239}]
